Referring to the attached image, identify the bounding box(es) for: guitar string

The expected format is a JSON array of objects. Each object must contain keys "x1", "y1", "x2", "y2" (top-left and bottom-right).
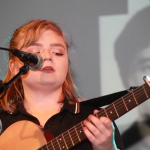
[
  {"x1": 44, "y1": 83, "x2": 150, "y2": 149},
  {"x1": 96, "y1": 84, "x2": 150, "y2": 120},
  {"x1": 67, "y1": 86, "x2": 149, "y2": 149},
  {"x1": 45, "y1": 83, "x2": 150, "y2": 149},
  {"x1": 46, "y1": 122, "x2": 85, "y2": 149},
  {"x1": 48, "y1": 129, "x2": 82, "y2": 149},
  {"x1": 101, "y1": 84, "x2": 150, "y2": 117},
  {"x1": 95, "y1": 84, "x2": 148, "y2": 115},
  {"x1": 56, "y1": 134, "x2": 68, "y2": 149},
  {"x1": 46, "y1": 107, "x2": 110, "y2": 149}
]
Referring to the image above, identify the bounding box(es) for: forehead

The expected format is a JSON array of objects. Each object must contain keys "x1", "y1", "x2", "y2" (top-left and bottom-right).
[
  {"x1": 31, "y1": 30, "x2": 67, "y2": 50},
  {"x1": 18, "y1": 29, "x2": 68, "y2": 50},
  {"x1": 39, "y1": 30, "x2": 66, "y2": 43}
]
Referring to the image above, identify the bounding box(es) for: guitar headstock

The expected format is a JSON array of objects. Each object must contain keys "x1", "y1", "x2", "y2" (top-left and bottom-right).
[{"x1": 143, "y1": 76, "x2": 150, "y2": 87}]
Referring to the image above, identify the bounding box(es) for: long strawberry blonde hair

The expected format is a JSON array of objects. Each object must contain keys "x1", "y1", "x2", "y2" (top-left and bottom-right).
[{"x1": 0, "y1": 20, "x2": 80, "y2": 112}]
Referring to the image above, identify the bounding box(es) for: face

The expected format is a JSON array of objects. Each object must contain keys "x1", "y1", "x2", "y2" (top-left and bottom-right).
[
  {"x1": 128, "y1": 47, "x2": 150, "y2": 86},
  {"x1": 10, "y1": 30, "x2": 69, "y2": 91},
  {"x1": 128, "y1": 46, "x2": 150, "y2": 118}
]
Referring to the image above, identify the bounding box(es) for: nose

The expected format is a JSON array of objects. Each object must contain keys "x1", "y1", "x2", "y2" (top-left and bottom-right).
[{"x1": 42, "y1": 49, "x2": 52, "y2": 61}]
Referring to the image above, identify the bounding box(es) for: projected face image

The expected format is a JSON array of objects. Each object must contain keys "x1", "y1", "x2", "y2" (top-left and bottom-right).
[
  {"x1": 128, "y1": 47, "x2": 150, "y2": 86},
  {"x1": 128, "y1": 46, "x2": 150, "y2": 118},
  {"x1": 114, "y1": 5, "x2": 150, "y2": 150}
]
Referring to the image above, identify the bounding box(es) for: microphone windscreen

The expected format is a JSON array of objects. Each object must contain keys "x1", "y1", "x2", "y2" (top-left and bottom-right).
[{"x1": 29, "y1": 53, "x2": 44, "y2": 70}]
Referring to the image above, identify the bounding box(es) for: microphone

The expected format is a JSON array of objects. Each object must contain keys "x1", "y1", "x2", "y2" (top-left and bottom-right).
[
  {"x1": 0, "y1": 47, "x2": 44, "y2": 70},
  {"x1": 11, "y1": 49, "x2": 44, "y2": 70}
]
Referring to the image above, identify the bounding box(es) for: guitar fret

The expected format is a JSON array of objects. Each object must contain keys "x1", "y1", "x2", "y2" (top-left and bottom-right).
[
  {"x1": 144, "y1": 85, "x2": 150, "y2": 97},
  {"x1": 74, "y1": 126, "x2": 81, "y2": 141},
  {"x1": 123, "y1": 93, "x2": 137, "y2": 110},
  {"x1": 46, "y1": 142, "x2": 54, "y2": 150},
  {"x1": 122, "y1": 97, "x2": 128, "y2": 111},
  {"x1": 47, "y1": 141, "x2": 54, "y2": 150},
  {"x1": 62, "y1": 134, "x2": 68, "y2": 149},
  {"x1": 104, "y1": 108, "x2": 108, "y2": 118},
  {"x1": 68, "y1": 127, "x2": 80, "y2": 145},
  {"x1": 132, "y1": 91, "x2": 138, "y2": 105},
  {"x1": 75, "y1": 122, "x2": 85, "y2": 141},
  {"x1": 136, "y1": 85, "x2": 150, "y2": 104},
  {"x1": 67, "y1": 130, "x2": 74, "y2": 147},
  {"x1": 142, "y1": 85, "x2": 149, "y2": 98},
  {"x1": 51, "y1": 138, "x2": 59, "y2": 150},
  {"x1": 114, "y1": 97, "x2": 127, "y2": 117},
  {"x1": 105, "y1": 105, "x2": 118, "y2": 120},
  {"x1": 45, "y1": 144, "x2": 49, "y2": 150},
  {"x1": 81, "y1": 122, "x2": 84, "y2": 128},
  {"x1": 97, "y1": 108, "x2": 107, "y2": 119},
  {"x1": 57, "y1": 135, "x2": 68, "y2": 149},
  {"x1": 62, "y1": 131, "x2": 74, "y2": 149},
  {"x1": 112, "y1": 103, "x2": 119, "y2": 117},
  {"x1": 56, "y1": 136, "x2": 62, "y2": 150}
]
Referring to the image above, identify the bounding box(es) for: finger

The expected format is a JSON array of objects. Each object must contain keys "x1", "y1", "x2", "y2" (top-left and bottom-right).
[
  {"x1": 93, "y1": 109, "x2": 113, "y2": 132},
  {"x1": 84, "y1": 115, "x2": 105, "y2": 139},
  {"x1": 93, "y1": 109, "x2": 99, "y2": 114},
  {"x1": 84, "y1": 116, "x2": 102, "y2": 136},
  {"x1": 100, "y1": 117, "x2": 113, "y2": 131},
  {"x1": 83, "y1": 120, "x2": 100, "y2": 144},
  {"x1": 88, "y1": 115, "x2": 113, "y2": 139}
]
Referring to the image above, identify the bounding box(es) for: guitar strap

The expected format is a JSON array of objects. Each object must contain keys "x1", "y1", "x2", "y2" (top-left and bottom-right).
[{"x1": 81, "y1": 86, "x2": 138, "y2": 107}]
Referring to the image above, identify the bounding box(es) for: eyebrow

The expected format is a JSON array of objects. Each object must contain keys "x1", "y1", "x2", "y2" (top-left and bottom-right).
[
  {"x1": 50, "y1": 43, "x2": 66, "y2": 49},
  {"x1": 29, "y1": 43, "x2": 42, "y2": 47},
  {"x1": 29, "y1": 43, "x2": 66, "y2": 49}
]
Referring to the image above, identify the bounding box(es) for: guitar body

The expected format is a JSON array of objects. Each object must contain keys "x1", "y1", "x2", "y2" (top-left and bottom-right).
[{"x1": 0, "y1": 121, "x2": 47, "y2": 150}]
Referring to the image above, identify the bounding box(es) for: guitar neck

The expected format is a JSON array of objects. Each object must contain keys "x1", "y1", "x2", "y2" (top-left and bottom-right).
[{"x1": 38, "y1": 83, "x2": 150, "y2": 150}]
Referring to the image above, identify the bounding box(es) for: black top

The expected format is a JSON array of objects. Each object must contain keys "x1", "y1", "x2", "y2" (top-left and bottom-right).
[
  {"x1": 0, "y1": 99, "x2": 124, "y2": 150},
  {"x1": 122, "y1": 120, "x2": 150, "y2": 150}
]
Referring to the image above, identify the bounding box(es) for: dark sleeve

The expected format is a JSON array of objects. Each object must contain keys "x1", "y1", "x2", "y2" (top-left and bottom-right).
[
  {"x1": 121, "y1": 122, "x2": 141, "y2": 149},
  {"x1": 113, "y1": 122, "x2": 124, "y2": 150}
]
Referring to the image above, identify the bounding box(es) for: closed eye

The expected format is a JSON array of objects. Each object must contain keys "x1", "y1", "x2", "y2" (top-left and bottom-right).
[
  {"x1": 53, "y1": 52, "x2": 64, "y2": 56},
  {"x1": 34, "y1": 51, "x2": 40, "y2": 54}
]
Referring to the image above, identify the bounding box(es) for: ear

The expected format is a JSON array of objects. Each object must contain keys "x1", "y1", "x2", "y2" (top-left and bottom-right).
[{"x1": 9, "y1": 59, "x2": 19, "y2": 76}]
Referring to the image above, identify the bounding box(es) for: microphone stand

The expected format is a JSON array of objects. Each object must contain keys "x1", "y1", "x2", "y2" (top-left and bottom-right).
[{"x1": 0, "y1": 64, "x2": 29, "y2": 99}]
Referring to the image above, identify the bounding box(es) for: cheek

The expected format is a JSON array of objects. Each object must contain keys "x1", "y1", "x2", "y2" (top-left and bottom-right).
[
  {"x1": 59, "y1": 58, "x2": 69, "y2": 72},
  {"x1": 64, "y1": 60, "x2": 69, "y2": 74},
  {"x1": 59, "y1": 63, "x2": 69, "y2": 82},
  {"x1": 60, "y1": 64, "x2": 69, "y2": 79}
]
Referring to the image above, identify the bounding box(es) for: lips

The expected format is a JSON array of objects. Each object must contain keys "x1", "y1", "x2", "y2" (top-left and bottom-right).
[{"x1": 40, "y1": 66, "x2": 55, "y2": 72}]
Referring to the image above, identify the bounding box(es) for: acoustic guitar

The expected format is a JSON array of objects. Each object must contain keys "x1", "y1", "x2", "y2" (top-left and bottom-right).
[{"x1": 0, "y1": 76, "x2": 150, "y2": 150}]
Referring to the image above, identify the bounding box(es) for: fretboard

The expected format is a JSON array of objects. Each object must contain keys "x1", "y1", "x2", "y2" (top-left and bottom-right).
[{"x1": 38, "y1": 83, "x2": 150, "y2": 150}]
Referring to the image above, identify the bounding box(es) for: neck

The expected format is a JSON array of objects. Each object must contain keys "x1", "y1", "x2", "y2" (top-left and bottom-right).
[{"x1": 23, "y1": 86, "x2": 64, "y2": 111}]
